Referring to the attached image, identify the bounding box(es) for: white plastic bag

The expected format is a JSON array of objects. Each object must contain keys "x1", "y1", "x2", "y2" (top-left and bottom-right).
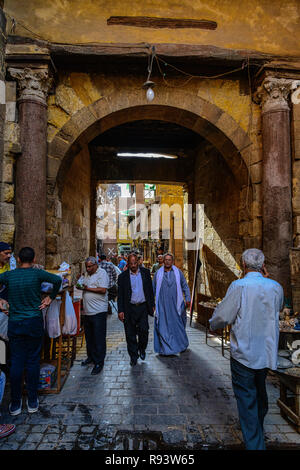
[
  {"x1": 62, "y1": 291, "x2": 77, "y2": 335},
  {"x1": 45, "y1": 299, "x2": 61, "y2": 338},
  {"x1": 0, "y1": 311, "x2": 8, "y2": 340}
]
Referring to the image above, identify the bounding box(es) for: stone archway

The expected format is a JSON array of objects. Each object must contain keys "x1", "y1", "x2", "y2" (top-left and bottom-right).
[
  {"x1": 47, "y1": 89, "x2": 254, "y2": 197},
  {"x1": 45, "y1": 89, "x2": 256, "y2": 279}
]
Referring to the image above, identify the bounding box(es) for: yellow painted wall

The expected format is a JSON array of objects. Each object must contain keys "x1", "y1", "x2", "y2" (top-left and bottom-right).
[{"x1": 4, "y1": 0, "x2": 300, "y2": 56}]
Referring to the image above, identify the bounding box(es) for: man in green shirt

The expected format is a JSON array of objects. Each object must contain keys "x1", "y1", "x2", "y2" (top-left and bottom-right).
[{"x1": 0, "y1": 247, "x2": 61, "y2": 416}]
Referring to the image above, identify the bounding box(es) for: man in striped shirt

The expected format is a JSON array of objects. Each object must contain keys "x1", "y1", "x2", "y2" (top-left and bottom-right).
[{"x1": 0, "y1": 247, "x2": 61, "y2": 416}]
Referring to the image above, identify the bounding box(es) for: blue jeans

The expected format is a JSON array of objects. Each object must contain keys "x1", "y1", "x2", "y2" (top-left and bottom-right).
[
  {"x1": 0, "y1": 370, "x2": 5, "y2": 404},
  {"x1": 230, "y1": 357, "x2": 268, "y2": 450},
  {"x1": 8, "y1": 317, "x2": 44, "y2": 405}
]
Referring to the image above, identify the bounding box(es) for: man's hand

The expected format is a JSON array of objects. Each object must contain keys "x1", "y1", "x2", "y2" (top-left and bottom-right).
[
  {"x1": 0, "y1": 299, "x2": 9, "y2": 315},
  {"x1": 261, "y1": 264, "x2": 269, "y2": 278},
  {"x1": 39, "y1": 296, "x2": 52, "y2": 310},
  {"x1": 118, "y1": 312, "x2": 125, "y2": 322}
]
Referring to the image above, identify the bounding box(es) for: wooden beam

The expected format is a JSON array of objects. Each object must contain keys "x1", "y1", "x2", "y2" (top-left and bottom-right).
[
  {"x1": 6, "y1": 36, "x2": 300, "y2": 68},
  {"x1": 107, "y1": 16, "x2": 217, "y2": 30}
]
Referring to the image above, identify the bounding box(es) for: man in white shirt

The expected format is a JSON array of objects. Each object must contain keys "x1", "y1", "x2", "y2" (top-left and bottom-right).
[
  {"x1": 79, "y1": 256, "x2": 109, "y2": 375},
  {"x1": 209, "y1": 248, "x2": 284, "y2": 450}
]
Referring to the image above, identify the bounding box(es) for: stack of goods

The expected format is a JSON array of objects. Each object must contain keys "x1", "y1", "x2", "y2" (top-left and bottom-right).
[
  {"x1": 279, "y1": 317, "x2": 298, "y2": 332},
  {"x1": 39, "y1": 363, "x2": 57, "y2": 390},
  {"x1": 290, "y1": 247, "x2": 300, "y2": 314}
]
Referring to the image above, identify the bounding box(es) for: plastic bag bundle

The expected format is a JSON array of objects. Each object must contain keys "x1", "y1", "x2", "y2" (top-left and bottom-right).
[
  {"x1": 45, "y1": 299, "x2": 61, "y2": 338},
  {"x1": 62, "y1": 291, "x2": 77, "y2": 335},
  {"x1": 0, "y1": 311, "x2": 8, "y2": 341}
]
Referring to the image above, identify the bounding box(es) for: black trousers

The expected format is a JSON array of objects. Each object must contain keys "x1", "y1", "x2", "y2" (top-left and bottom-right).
[
  {"x1": 83, "y1": 312, "x2": 107, "y2": 365},
  {"x1": 124, "y1": 303, "x2": 149, "y2": 361}
]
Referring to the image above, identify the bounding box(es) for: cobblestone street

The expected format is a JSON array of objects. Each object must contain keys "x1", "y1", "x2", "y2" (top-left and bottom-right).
[{"x1": 0, "y1": 311, "x2": 300, "y2": 450}]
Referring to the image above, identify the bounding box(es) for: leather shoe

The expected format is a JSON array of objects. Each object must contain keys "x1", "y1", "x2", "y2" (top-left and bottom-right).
[
  {"x1": 91, "y1": 363, "x2": 103, "y2": 375},
  {"x1": 130, "y1": 358, "x2": 137, "y2": 366},
  {"x1": 139, "y1": 350, "x2": 146, "y2": 361},
  {"x1": 81, "y1": 358, "x2": 93, "y2": 366}
]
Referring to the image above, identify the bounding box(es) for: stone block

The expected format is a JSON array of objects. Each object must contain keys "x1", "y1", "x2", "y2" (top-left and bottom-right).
[
  {"x1": 252, "y1": 217, "x2": 262, "y2": 237},
  {"x1": 56, "y1": 119, "x2": 81, "y2": 145},
  {"x1": 48, "y1": 105, "x2": 69, "y2": 130},
  {"x1": 47, "y1": 156, "x2": 61, "y2": 180},
  {"x1": 199, "y1": 101, "x2": 223, "y2": 126},
  {"x1": 229, "y1": 126, "x2": 251, "y2": 152},
  {"x1": 0, "y1": 223, "x2": 15, "y2": 243},
  {"x1": 2, "y1": 183, "x2": 14, "y2": 203},
  {"x1": 0, "y1": 202, "x2": 14, "y2": 224},
  {"x1": 294, "y1": 138, "x2": 300, "y2": 159},
  {"x1": 252, "y1": 183, "x2": 262, "y2": 202},
  {"x1": 295, "y1": 216, "x2": 300, "y2": 234},
  {"x1": 252, "y1": 200, "x2": 262, "y2": 218},
  {"x1": 292, "y1": 162, "x2": 300, "y2": 214},
  {"x1": 5, "y1": 81, "x2": 16, "y2": 102},
  {"x1": 5, "y1": 102, "x2": 16, "y2": 122},
  {"x1": 241, "y1": 146, "x2": 262, "y2": 166},
  {"x1": 4, "y1": 121, "x2": 20, "y2": 148},
  {"x1": 216, "y1": 112, "x2": 239, "y2": 138},
  {"x1": 90, "y1": 97, "x2": 113, "y2": 121},
  {"x1": 55, "y1": 84, "x2": 84, "y2": 115},
  {"x1": 239, "y1": 221, "x2": 250, "y2": 237},
  {"x1": 250, "y1": 162, "x2": 262, "y2": 184},
  {"x1": 46, "y1": 235, "x2": 58, "y2": 254},
  {"x1": 48, "y1": 136, "x2": 69, "y2": 160},
  {"x1": 294, "y1": 235, "x2": 300, "y2": 247},
  {"x1": 70, "y1": 107, "x2": 97, "y2": 139}
]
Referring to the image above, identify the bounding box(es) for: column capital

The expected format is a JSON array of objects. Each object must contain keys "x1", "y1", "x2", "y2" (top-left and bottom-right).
[
  {"x1": 8, "y1": 66, "x2": 53, "y2": 106},
  {"x1": 254, "y1": 77, "x2": 300, "y2": 113}
]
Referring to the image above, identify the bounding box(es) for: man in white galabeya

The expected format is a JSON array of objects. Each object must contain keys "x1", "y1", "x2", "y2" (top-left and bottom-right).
[{"x1": 209, "y1": 248, "x2": 284, "y2": 451}]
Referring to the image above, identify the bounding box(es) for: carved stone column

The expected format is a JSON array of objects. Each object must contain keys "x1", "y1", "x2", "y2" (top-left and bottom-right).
[
  {"x1": 9, "y1": 67, "x2": 52, "y2": 265},
  {"x1": 254, "y1": 78, "x2": 296, "y2": 296}
]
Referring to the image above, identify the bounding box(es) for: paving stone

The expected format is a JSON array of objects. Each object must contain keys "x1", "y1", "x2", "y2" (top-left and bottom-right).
[
  {"x1": 19, "y1": 443, "x2": 38, "y2": 450},
  {"x1": 151, "y1": 415, "x2": 187, "y2": 426},
  {"x1": 133, "y1": 404, "x2": 157, "y2": 414},
  {"x1": 66, "y1": 425, "x2": 80, "y2": 432},
  {"x1": 162, "y1": 429, "x2": 186, "y2": 445},
  {"x1": 41, "y1": 433, "x2": 60, "y2": 443},
  {"x1": 81, "y1": 425, "x2": 96, "y2": 433},
  {"x1": 0, "y1": 441, "x2": 20, "y2": 450},
  {"x1": 37, "y1": 443, "x2": 57, "y2": 450},
  {"x1": 31, "y1": 424, "x2": 48, "y2": 433},
  {"x1": 23, "y1": 433, "x2": 43, "y2": 443},
  {"x1": 56, "y1": 443, "x2": 75, "y2": 450},
  {"x1": 59, "y1": 433, "x2": 77, "y2": 442}
]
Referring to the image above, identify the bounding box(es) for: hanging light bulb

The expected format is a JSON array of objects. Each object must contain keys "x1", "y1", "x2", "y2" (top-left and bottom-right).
[
  {"x1": 142, "y1": 80, "x2": 155, "y2": 103},
  {"x1": 146, "y1": 86, "x2": 155, "y2": 102}
]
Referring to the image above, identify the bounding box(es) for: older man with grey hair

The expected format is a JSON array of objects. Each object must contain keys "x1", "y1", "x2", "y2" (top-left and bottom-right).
[
  {"x1": 209, "y1": 248, "x2": 284, "y2": 450},
  {"x1": 77, "y1": 256, "x2": 109, "y2": 375}
]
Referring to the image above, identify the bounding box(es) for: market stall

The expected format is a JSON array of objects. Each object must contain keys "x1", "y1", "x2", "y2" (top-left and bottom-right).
[{"x1": 38, "y1": 268, "x2": 83, "y2": 394}]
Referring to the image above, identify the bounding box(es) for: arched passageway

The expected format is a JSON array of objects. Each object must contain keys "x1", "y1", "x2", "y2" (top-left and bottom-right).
[{"x1": 46, "y1": 97, "x2": 254, "y2": 295}]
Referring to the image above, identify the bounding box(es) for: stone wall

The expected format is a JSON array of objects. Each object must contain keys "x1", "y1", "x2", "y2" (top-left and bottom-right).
[
  {"x1": 46, "y1": 145, "x2": 91, "y2": 274},
  {"x1": 0, "y1": 79, "x2": 19, "y2": 245},
  {"x1": 292, "y1": 102, "x2": 300, "y2": 247},
  {"x1": 5, "y1": 0, "x2": 300, "y2": 56},
  {"x1": 194, "y1": 143, "x2": 253, "y2": 297}
]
